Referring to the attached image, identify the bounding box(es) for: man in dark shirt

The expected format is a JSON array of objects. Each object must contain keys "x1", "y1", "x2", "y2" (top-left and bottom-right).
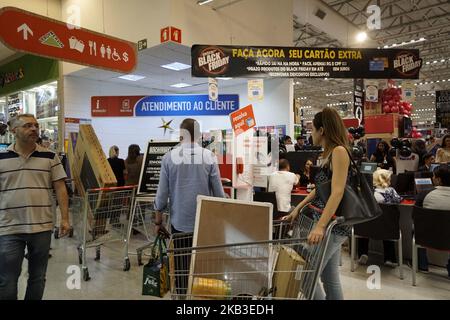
[
  {"x1": 294, "y1": 136, "x2": 305, "y2": 151},
  {"x1": 418, "y1": 153, "x2": 435, "y2": 172}
]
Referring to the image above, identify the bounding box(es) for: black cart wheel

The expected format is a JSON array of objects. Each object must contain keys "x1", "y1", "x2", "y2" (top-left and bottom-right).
[
  {"x1": 94, "y1": 246, "x2": 101, "y2": 261},
  {"x1": 77, "y1": 247, "x2": 83, "y2": 265},
  {"x1": 123, "y1": 258, "x2": 130, "y2": 271},
  {"x1": 54, "y1": 227, "x2": 59, "y2": 239},
  {"x1": 83, "y1": 268, "x2": 91, "y2": 281}
]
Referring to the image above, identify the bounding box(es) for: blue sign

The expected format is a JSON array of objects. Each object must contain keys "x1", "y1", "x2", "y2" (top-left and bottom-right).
[{"x1": 134, "y1": 94, "x2": 239, "y2": 116}]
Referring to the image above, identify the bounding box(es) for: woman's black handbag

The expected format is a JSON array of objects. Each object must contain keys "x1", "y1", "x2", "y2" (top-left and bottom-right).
[{"x1": 316, "y1": 149, "x2": 382, "y2": 226}]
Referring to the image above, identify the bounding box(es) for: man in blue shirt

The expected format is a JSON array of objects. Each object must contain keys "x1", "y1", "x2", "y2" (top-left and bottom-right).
[
  {"x1": 154, "y1": 118, "x2": 224, "y2": 232},
  {"x1": 154, "y1": 118, "x2": 224, "y2": 295}
]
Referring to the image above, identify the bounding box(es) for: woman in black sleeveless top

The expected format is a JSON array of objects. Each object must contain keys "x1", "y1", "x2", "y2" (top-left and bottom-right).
[{"x1": 283, "y1": 107, "x2": 351, "y2": 300}]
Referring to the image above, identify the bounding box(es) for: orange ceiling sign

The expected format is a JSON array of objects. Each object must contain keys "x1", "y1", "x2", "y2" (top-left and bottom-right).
[{"x1": 0, "y1": 7, "x2": 137, "y2": 73}]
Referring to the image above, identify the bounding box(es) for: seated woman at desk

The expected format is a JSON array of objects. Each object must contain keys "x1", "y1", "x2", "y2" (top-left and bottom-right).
[
  {"x1": 299, "y1": 158, "x2": 314, "y2": 187},
  {"x1": 370, "y1": 141, "x2": 396, "y2": 173},
  {"x1": 435, "y1": 134, "x2": 450, "y2": 163},
  {"x1": 358, "y1": 169, "x2": 402, "y2": 267}
]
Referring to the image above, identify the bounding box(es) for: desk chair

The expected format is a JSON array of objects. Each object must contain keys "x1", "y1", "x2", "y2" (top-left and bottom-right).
[
  {"x1": 351, "y1": 204, "x2": 404, "y2": 279},
  {"x1": 411, "y1": 206, "x2": 450, "y2": 286},
  {"x1": 253, "y1": 191, "x2": 279, "y2": 216},
  {"x1": 253, "y1": 191, "x2": 289, "y2": 239}
]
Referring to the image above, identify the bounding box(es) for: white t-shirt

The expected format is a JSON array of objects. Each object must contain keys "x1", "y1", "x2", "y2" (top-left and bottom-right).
[
  {"x1": 423, "y1": 186, "x2": 450, "y2": 211},
  {"x1": 268, "y1": 171, "x2": 299, "y2": 212}
]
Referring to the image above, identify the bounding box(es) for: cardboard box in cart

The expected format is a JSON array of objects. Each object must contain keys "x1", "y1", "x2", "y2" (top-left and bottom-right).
[
  {"x1": 70, "y1": 124, "x2": 117, "y2": 197},
  {"x1": 272, "y1": 245, "x2": 306, "y2": 298}
]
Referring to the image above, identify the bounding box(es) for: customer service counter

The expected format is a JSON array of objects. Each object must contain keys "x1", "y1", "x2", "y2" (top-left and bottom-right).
[{"x1": 290, "y1": 190, "x2": 448, "y2": 267}]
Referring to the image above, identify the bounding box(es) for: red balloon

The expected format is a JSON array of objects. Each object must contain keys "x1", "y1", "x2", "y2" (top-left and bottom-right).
[
  {"x1": 404, "y1": 104, "x2": 411, "y2": 112},
  {"x1": 399, "y1": 106, "x2": 405, "y2": 114},
  {"x1": 417, "y1": 132, "x2": 423, "y2": 138},
  {"x1": 397, "y1": 88, "x2": 402, "y2": 95},
  {"x1": 383, "y1": 105, "x2": 391, "y2": 113},
  {"x1": 391, "y1": 106, "x2": 399, "y2": 113},
  {"x1": 394, "y1": 95, "x2": 401, "y2": 101},
  {"x1": 388, "y1": 99, "x2": 395, "y2": 105}
]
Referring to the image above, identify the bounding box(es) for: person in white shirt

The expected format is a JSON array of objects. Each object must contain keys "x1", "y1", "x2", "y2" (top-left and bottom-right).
[
  {"x1": 415, "y1": 165, "x2": 450, "y2": 275},
  {"x1": 268, "y1": 159, "x2": 299, "y2": 213}
]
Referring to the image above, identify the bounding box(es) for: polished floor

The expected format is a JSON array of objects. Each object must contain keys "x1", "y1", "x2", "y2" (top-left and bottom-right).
[{"x1": 16, "y1": 233, "x2": 450, "y2": 300}]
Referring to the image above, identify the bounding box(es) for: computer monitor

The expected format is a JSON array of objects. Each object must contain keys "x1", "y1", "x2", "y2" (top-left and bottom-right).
[
  {"x1": 360, "y1": 162, "x2": 377, "y2": 174},
  {"x1": 430, "y1": 163, "x2": 440, "y2": 172},
  {"x1": 415, "y1": 178, "x2": 434, "y2": 194}
]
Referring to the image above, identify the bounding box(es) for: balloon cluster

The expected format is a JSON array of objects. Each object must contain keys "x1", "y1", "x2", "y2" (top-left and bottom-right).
[
  {"x1": 410, "y1": 127, "x2": 423, "y2": 139},
  {"x1": 347, "y1": 126, "x2": 365, "y2": 140},
  {"x1": 382, "y1": 87, "x2": 412, "y2": 116},
  {"x1": 390, "y1": 138, "x2": 412, "y2": 157}
]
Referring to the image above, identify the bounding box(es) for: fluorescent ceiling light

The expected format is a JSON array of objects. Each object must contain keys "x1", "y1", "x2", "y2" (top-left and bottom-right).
[
  {"x1": 197, "y1": 0, "x2": 213, "y2": 5},
  {"x1": 170, "y1": 83, "x2": 192, "y2": 88},
  {"x1": 118, "y1": 74, "x2": 146, "y2": 81},
  {"x1": 161, "y1": 62, "x2": 191, "y2": 71},
  {"x1": 217, "y1": 77, "x2": 233, "y2": 80}
]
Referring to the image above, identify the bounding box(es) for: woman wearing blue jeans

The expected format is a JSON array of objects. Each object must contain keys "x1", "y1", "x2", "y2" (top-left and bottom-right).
[{"x1": 283, "y1": 107, "x2": 351, "y2": 300}]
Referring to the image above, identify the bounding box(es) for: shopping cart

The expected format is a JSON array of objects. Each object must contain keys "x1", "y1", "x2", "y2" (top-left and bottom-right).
[
  {"x1": 74, "y1": 186, "x2": 136, "y2": 281},
  {"x1": 122, "y1": 194, "x2": 171, "y2": 266},
  {"x1": 167, "y1": 212, "x2": 343, "y2": 300}
]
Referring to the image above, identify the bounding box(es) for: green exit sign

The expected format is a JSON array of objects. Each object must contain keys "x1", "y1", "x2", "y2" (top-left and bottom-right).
[{"x1": 138, "y1": 39, "x2": 147, "y2": 51}]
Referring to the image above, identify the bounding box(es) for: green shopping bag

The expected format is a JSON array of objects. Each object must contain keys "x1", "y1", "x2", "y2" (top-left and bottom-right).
[{"x1": 142, "y1": 234, "x2": 169, "y2": 297}]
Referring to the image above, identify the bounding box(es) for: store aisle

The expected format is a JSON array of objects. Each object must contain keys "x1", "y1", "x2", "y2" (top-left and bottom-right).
[{"x1": 16, "y1": 236, "x2": 450, "y2": 300}]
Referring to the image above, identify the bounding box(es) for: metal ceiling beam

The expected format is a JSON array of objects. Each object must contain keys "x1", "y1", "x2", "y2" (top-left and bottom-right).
[
  {"x1": 345, "y1": 1, "x2": 448, "y2": 22},
  {"x1": 374, "y1": 20, "x2": 450, "y2": 41}
]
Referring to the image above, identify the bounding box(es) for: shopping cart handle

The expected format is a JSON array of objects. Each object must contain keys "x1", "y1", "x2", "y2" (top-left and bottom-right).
[{"x1": 334, "y1": 216, "x2": 346, "y2": 224}]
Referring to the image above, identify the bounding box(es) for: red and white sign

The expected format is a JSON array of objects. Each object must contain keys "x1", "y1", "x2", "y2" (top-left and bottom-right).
[
  {"x1": 160, "y1": 26, "x2": 182, "y2": 44},
  {"x1": 0, "y1": 7, "x2": 137, "y2": 73},
  {"x1": 91, "y1": 96, "x2": 144, "y2": 117},
  {"x1": 229, "y1": 104, "x2": 256, "y2": 136}
]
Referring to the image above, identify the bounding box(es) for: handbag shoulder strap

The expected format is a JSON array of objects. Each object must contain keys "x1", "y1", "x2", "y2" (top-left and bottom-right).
[{"x1": 327, "y1": 146, "x2": 360, "y2": 173}]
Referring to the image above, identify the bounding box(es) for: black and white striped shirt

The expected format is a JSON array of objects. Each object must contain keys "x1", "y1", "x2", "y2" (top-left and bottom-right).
[{"x1": 0, "y1": 144, "x2": 67, "y2": 236}]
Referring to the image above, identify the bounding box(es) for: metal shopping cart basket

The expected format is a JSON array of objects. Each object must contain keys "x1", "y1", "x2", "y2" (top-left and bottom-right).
[
  {"x1": 124, "y1": 196, "x2": 170, "y2": 266},
  {"x1": 74, "y1": 186, "x2": 136, "y2": 281},
  {"x1": 167, "y1": 213, "x2": 343, "y2": 300}
]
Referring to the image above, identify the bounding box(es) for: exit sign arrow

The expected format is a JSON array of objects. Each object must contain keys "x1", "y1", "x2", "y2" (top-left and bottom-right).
[{"x1": 17, "y1": 23, "x2": 33, "y2": 40}]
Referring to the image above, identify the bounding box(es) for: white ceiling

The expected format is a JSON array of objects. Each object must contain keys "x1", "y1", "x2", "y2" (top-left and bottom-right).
[{"x1": 69, "y1": 42, "x2": 248, "y2": 94}]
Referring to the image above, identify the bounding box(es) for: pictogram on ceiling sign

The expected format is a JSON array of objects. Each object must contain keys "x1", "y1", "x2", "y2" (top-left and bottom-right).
[{"x1": 0, "y1": 6, "x2": 137, "y2": 73}]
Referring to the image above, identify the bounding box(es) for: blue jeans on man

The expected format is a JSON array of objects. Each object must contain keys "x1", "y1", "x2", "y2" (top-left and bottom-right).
[{"x1": 0, "y1": 231, "x2": 52, "y2": 300}]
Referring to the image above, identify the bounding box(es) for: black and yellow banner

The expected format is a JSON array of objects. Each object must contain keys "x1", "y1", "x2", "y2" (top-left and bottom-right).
[{"x1": 192, "y1": 45, "x2": 422, "y2": 79}]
